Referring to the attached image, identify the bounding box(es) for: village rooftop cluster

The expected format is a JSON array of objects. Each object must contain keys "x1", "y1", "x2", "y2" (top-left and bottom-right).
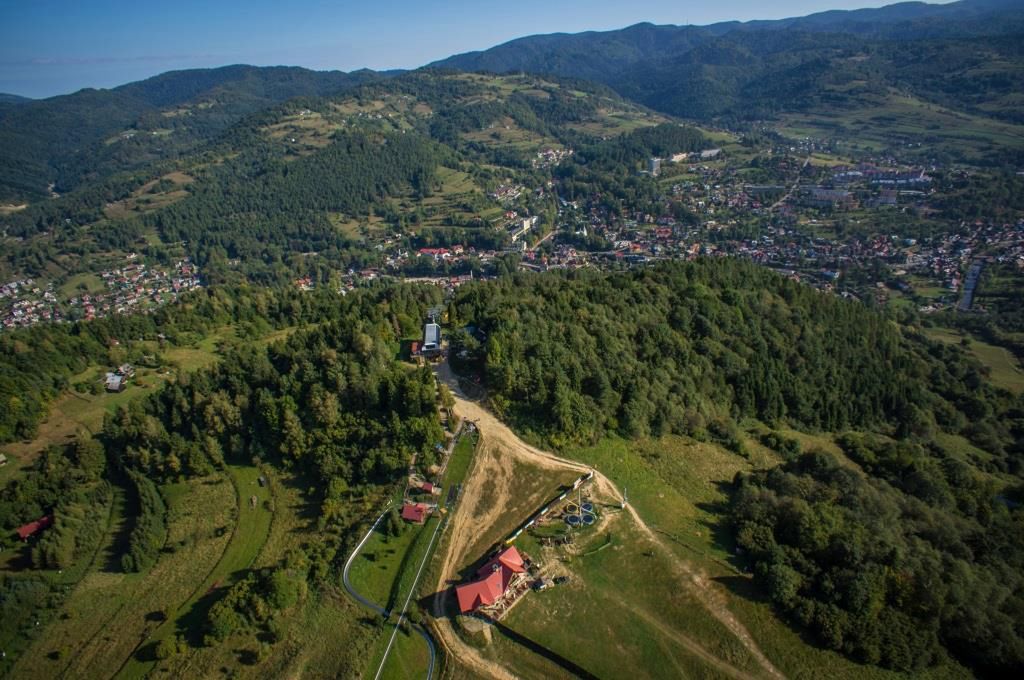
[{"x1": 1, "y1": 257, "x2": 201, "y2": 330}]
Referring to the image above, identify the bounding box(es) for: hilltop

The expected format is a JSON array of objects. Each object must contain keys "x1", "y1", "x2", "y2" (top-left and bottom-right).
[
  {"x1": 431, "y1": 0, "x2": 1024, "y2": 129},
  {"x1": 0, "y1": 65, "x2": 384, "y2": 202}
]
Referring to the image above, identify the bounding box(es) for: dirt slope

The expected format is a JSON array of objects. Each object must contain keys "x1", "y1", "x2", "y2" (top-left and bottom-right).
[{"x1": 430, "y1": 362, "x2": 784, "y2": 680}]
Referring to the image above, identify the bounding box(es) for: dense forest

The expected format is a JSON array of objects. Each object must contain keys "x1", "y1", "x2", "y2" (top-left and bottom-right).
[
  {"x1": 0, "y1": 283, "x2": 425, "y2": 444},
  {"x1": 0, "y1": 65, "x2": 381, "y2": 201},
  {"x1": 452, "y1": 260, "x2": 1020, "y2": 465},
  {"x1": 730, "y1": 444, "x2": 1024, "y2": 674},
  {"x1": 432, "y1": 0, "x2": 1024, "y2": 130}
]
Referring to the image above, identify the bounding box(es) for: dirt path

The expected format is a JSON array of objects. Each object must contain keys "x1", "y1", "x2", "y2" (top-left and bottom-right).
[{"x1": 432, "y1": 362, "x2": 785, "y2": 680}]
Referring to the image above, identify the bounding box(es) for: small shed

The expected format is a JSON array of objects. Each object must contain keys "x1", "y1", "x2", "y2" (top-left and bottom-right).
[
  {"x1": 0, "y1": 453, "x2": 8, "y2": 467},
  {"x1": 401, "y1": 502, "x2": 431, "y2": 524},
  {"x1": 17, "y1": 515, "x2": 53, "y2": 541}
]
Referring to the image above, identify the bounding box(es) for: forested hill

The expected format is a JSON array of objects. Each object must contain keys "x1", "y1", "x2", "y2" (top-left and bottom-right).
[
  {"x1": 429, "y1": 0, "x2": 1024, "y2": 124},
  {"x1": 1, "y1": 70, "x2": 688, "y2": 285},
  {"x1": 449, "y1": 259, "x2": 1024, "y2": 674},
  {"x1": 0, "y1": 65, "x2": 383, "y2": 201},
  {"x1": 452, "y1": 259, "x2": 1020, "y2": 461}
]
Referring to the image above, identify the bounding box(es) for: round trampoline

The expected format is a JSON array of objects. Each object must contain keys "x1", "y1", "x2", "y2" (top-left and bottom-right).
[
  {"x1": 565, "y1": 515, "x2": 582, "y2": 527},
  {"x1": 582, "y1": 514, "x2": 596, "y2": 526},
  {"x1": 581, "y1": 502, "x2": 594, "y2": 514}
]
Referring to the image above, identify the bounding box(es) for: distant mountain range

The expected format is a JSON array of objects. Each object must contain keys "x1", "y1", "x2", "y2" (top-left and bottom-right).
[
  {"x1": 0, "y1": 93, "x2": 32, "y2": 105},
  {"x1": 430, "y1": 0, "x2": 1024, "y2": 123},
  {"x1": 2, "y1": 0, "x2": 1024, "y2": 202}
]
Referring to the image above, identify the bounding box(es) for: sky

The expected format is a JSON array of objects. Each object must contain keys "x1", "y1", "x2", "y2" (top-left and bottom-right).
[{"x1": 0, "y1": 0, "x2": 945, "y2": 99}]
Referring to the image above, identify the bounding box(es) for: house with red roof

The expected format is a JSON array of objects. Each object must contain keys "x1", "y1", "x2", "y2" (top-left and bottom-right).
[
  {"x1": 16, "y1": 515, "x2": 53, "y2": 541},
  {"x1": 401, "y1": 502, "x2": 431, "y2": 524},
  {"x1": 454, "y1": 546, "x2": 527, "y2": 614}
]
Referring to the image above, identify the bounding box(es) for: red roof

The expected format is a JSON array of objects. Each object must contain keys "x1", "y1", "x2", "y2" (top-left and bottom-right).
[
  {"x1": 401, "y1": 503, "x2": 430, "y2": 524},
  {"x1": 455, "y1": 547, "x2": 526, "y2": 614},
  {"x1": 420, "y1": 482, "x2": 434, "y2": 493},
  {"x1": 455, "y1": 568, "x2": 506, "y2": 613},
  {"x1": 476, "y1": 546, "x2": 525, "y2": 578},
  {"x1": 17, "y1": 515, "x2": 52, "y2": 540}
]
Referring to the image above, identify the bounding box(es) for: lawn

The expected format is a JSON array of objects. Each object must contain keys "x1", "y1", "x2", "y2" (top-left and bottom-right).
[{"x1": 349, "y1": 519, "x2": 434, "y2": 610}]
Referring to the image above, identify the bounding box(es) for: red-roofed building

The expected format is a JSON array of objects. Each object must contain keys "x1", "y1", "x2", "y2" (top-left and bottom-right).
[
  {"x1": 454, "y1": 546, "x2": 527, "y2": 614},
  {"x1": 455, "y1": 567, "x2": 506, "y2": 613},
  {"x1": 476, "y1": 545, "x2": 525, "y2": 578},
  {"x1": 401, "y1": 502, "x2": 431, "y2": 524},
  {"x1": 16, "y1": 515, "x2": 52, "y2": 541}
]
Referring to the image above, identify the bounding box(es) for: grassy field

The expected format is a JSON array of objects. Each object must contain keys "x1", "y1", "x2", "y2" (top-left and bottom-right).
[
  {"x1": 147, "y1": 467, "x2": 368, "y2": 679},
  {"x1": 457, "y1": 432, "x2": 973, "y2": 680},
  {"x1": 10, "y1": 473, "x2": 236, "y2": 678},
  {"x1": 120, "y1": 464, "x2": 274, "y2": 678},
  {"x1": 349, "y1": 518, "x2": 434, "y2": 609},
  {"x1": 777, "y1": 88, "x2": 1024, "y2": 161},
  {"x1": 377, "y1": 621, "x2": 432, "y2": 680},
  {"x1": 443, "y1": 430, "x2": 479, "y2": 499},
  {"x1": 497, "y1": 519, "x2": 761, "y2": 679},
  {"x1": 103, "y1": 173, "x2": 192, "y2": 219},
  {"x1": 362, "y1": 517, "x2": 442, "y2": 677},
  {"x1": 924, "y1": 326, "x2": 1024, "y2": 393},
  {"x1": 0, "y1": 365, "x2": 215, "y2": 484},
  {"x1": 58, "y1": 272, "x2": 106, "y2": 298}
]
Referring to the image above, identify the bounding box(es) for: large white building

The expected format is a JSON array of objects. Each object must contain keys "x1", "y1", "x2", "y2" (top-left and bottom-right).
[{"x1": 422, "y1": 322, "x2": 442, "y2": 357}]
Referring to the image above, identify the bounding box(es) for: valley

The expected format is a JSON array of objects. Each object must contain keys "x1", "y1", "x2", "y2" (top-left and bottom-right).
[{"x1": 1, "y1": 1, "x2": 1023, "y2": 678}]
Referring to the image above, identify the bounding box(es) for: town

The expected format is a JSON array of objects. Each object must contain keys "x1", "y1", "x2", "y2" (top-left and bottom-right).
[{"x1": 1, "y1": 257, "x2": 201, "y2": 329}]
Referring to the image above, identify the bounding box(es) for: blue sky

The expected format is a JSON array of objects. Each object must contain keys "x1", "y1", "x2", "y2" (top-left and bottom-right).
[{"x1": 0, "y1": 0, "x2": 937, "y2": 98}]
